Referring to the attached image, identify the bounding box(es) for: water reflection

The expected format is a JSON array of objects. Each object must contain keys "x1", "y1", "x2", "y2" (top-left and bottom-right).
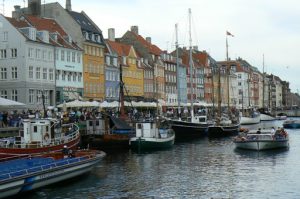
[{"x1": 21, "y1": 119, "x2": 300, "y2": 199}]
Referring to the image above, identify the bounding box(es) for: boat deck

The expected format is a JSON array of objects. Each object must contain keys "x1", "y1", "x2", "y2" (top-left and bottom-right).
[{"x1": 0, "y1": 156, "x2": 88, "y2": 181}]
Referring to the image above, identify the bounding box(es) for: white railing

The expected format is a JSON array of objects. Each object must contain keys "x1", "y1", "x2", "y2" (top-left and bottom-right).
[
  {"x1": 0, "y1": 154, "x2": 93, "y2": 182},
  {"x1": 2, "y1": 124, "x2": 80, "y2": 149}
]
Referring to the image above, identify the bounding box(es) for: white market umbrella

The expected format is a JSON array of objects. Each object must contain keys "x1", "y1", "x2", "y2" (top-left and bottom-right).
[{"x1": 0, "y1": 97, "x2": 26, "y2": 108}]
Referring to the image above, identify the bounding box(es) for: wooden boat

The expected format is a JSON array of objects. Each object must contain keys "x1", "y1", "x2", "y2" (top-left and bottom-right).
[
  {"x1": 283, "y1": 119, "x2": 300, "y2": 129},
  {"x1": 130, "y1": 119, "x2": 175, "y2": 151},
  {"x1": 0, "y1": 118, "x2": 80, "y2": 161},
  {"x1": 168, "y1": 115, "x2": 211, "y2": 140},
  {"x1": 233, "y1": 129, "x2": 289, "y2": 151},
  {"x1": 168, "y1": 9, "x2": 211, "y2": 140},
  {"x1": 80, "y1": 115, "x2": 135, "y2": 150},
  {"x1": 0, "y1": 150, "x2": 105, "y2": 199}
]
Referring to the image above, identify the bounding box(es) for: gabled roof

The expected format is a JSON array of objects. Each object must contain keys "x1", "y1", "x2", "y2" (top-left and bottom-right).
[
  {"x1": 5, "y1": 17, "x2": 28, "y2": 28},
  {"x1": 23, "y1": 15, "x2": 81, "y2": 50},
  {"x1": 25, "y1": 15, "x2": 67, "y2": 36},
  {"x1": 106, "y1": 40, "x2": 131, "y2": 57},
  {"x1": 130, "y1": 31, "x2": 162, "y2": 56}
]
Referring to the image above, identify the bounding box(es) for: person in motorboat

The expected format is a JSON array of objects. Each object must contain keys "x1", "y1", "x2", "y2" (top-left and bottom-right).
[{"x1": 256, "y1": 128, "x2": 261, "y2": 134}]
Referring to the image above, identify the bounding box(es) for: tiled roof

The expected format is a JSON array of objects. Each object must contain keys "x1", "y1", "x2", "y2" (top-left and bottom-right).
[
  {"x1": 130, "y1": 32, "x2": 162, "y2": 55},
  {"x1": 106, "y1": 40, "x2": 131, "y2": 57},
  {"x1": 5, "y1": 17, "x2": 28, "y2": 28},
  {"x1": 24, "y1": 15, "x2": 81, "y2": 50},
  {"x1": 25, "y1": 15, "x2": 67, "y2": 36}
]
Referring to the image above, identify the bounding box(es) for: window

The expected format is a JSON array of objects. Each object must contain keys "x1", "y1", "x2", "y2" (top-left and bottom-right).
[
  {"x1": 3, "y1": 31, "x2": 8, "y2": 41},
  {"x1": 11, "y1": 49, "x2": 17, "y2": 58},
  {"x1": 36, "y1": 67, "x2": 41, "y2": 79},
  {"x1": 28, "y1": 48, "x2": 33, "y2": 58},
  {"x1": 106, "y1": 56, "x2": 110, "y2": 65},
  {"x1": 78, "y1": 73, "x2": 82, "y2": 82},
  {"x1": 0, "y1": 90, "x2": 7, "y2": 98},
  {"x1": 68, "y1": 72, "x2": 71, "y2": 81},
  {"x1": 29, "y1": 66, "x2": 33, "y2": 79},
  {"x1": 0, "y1": 68, "x2": 7, "y2": 80},
  {"x1": 56, "y1": 70, "x2": 60, "y2": 80},
  {"x1": 67, "y1": 51, "x2": 71, "y2": 62},
  {"x1": 42, "y1": 50, "x2": 46, "y2": 60},
  {"x1": 48, "y1": 51, "x2": 53, "y2": 61},
  {"x1": 73, "y1": 73, "x2": 76, "y2": 81},
  {"x1": 49, "y1": 69, "x2": 54, "y2": 80},
  {"x1": 12, "y1": 90, "x2": 18, "y2": 101},
  {"x1": 29, "y1": 89, "x2": 34, "y2": 104},
  {"x1": 0, "y1": 49, "x2": 7, "y2": 59},
  {"x1": 72, "y1": 52, "x2": 75, "y2": 62},
  {"x1": 61, "y1": 50, "x2": 65, "y2": 61},
  {"x1": 55, "y1": 49, "x2": 59, "y2": 60},
  {"x1": 77, "y1": 53, "x2": 81, "y2": 63},
  {"x1": 43, "y1": 68, "x2": 47, "y2": 80},
  {"x1": 11, "y1": 67, "x2": 17, "y2": 79},
  {"x1": 62, "y1": 71, "x2": 66, "y2": 81},
  {"x1": 36, "y1": 49, "x2": 41, "y2": 59},
  {"x1": 36, "y1": 90, "x2": 42, "y2": 103}
]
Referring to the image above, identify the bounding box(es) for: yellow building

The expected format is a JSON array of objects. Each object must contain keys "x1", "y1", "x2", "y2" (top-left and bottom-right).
[
  {"x1": 83, "y1": 42, "x2": 105, "y2": 101},
  {"x1": 106, "y1": 40, "x2": 144, "y2": 99}
]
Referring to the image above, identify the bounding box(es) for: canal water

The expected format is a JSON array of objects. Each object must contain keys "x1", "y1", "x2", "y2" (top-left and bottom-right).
[{"x1": 23, "y1": 119, "x2": 300, "y2": 199}]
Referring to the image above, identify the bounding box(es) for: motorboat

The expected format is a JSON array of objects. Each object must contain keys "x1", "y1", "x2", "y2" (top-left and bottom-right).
[
  {"x1": 0, "y1": 118, "x2": 80, "y2": 161},
  {"x1": 233, "y1": 129, "x2": 289, "y2": 151},
  {"x1": 283, "y1": 119, "x2": 300, "y2": 129},
  {"x1": 0, "y1": 150, "x2": 105, "y2": 199}
]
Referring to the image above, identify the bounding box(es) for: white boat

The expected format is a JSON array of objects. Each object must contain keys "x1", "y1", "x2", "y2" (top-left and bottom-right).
[
  {"x1": 240, "y1": 109, "x2": 261, "y2": 125},
  {"x1": 130, "y1": 119, "x2": 175, "y2": 150},
  {"x1": 233, "y1": 129, "x2": 289, "y2": 151},
  {"x1": 0, "y1": 150, "x2": 105, "y2": 199},
  {"x1": 260, "y1": 113, "x2": 276, "y2": 121}
]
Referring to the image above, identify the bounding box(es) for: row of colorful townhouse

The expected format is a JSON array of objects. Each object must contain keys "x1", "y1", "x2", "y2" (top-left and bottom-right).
[{"x1": 0, "y1": 0, "x2": 297, "y2": 110}]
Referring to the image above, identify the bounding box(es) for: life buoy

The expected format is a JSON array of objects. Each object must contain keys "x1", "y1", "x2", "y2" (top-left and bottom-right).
[{"x1": 44, "y1": 133, "x2": 50, "y2": 141}]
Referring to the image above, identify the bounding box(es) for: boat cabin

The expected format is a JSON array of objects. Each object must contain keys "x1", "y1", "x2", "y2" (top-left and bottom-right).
[
  {"x1": 22, "y1": 119, "x2": 55, "y2": 146},
  {"x1": 136, "y1": 122, "x2": 159, "y2": 138}
]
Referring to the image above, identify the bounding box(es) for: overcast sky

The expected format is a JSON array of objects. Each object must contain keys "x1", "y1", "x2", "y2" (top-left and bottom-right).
[{"x1": 3, "y1": 0, "x2": 300, "y2": 92}]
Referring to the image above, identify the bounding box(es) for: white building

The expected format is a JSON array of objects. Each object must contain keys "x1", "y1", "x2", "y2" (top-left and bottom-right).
[{"x1": 0, "y1": 15, "x2": 55, "y2": 109}]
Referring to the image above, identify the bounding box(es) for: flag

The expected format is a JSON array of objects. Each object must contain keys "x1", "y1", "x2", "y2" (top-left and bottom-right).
[{"x1": 226, "y1": 31, "x2": 234, "y2": 37}]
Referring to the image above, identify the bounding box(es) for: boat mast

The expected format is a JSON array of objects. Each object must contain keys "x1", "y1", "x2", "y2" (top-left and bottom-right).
[
  {"x1": 226, "y1": 34, "x2": 230, "y2": 110},
  {"x1": 262, "y1": 54, "x2": 265, "y2": 108},
  {"x1": 119, "y1": 60, "x2": 126, "y2": 120},
  {"x1": 175, "y1": 23, "x2": 181, "y2": 119},
  {"x1": 188, "y1": 8, "x2": 195, "y2": 120}
]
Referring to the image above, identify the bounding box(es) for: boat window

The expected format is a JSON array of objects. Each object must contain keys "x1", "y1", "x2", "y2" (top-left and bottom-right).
[
  {"x1": 137, "y1": 124, "x2": 142, "y2": 129},
  {"x1": 34, "y1": 126, "x2": 37, "y2": 133}
]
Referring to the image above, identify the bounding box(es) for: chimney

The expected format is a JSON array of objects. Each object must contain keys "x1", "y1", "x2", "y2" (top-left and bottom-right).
[
  {"x1": 131, "y1": 26, "x2": 139, "y2": 35},
  {"x1": 66, "y1": 0, "x2": 72, "y2": 11},
  {"x1": 28, "y1": 0, "x2": 41, "y2": 16},
  {"x1": 146, "y1": 37, "x2": 151, "y2": 44},
  {"x1": 108, "y1": 28, "x2": 115, "y2": 41},
  {"x1": 12, "y1": 5, "x2": 22, "y2": 19},
  {"x1": 193, "y1": 46, "x2": 198, "y2": 51}
]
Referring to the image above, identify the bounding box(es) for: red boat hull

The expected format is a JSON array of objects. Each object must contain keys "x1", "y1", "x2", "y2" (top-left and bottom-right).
[{"x1": 0, "y1": 136, "x2": 80, "y2": 161}]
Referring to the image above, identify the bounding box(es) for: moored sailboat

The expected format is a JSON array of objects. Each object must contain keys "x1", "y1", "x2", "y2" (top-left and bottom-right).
[
  {"x1": 207, "y1": 31, "x2": 240, "y2": 138},
  {"x1": 168, "y1": 9, "x2": 211, "y2": 140}
]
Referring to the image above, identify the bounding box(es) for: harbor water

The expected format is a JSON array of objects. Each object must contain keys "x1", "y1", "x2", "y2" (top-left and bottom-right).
[{"x1": 22, "y1": 119, "x2": 300, "y2": 199}]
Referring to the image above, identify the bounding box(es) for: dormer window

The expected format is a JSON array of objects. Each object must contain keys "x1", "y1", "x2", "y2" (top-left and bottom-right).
[
  {"x1": 85, "y1": 32, "x2": 89, "y2": 40},
  {"x1": 122, "y1": 57, "x2": 126, "y2": 65},
  {"x1": 91, "y1": 34, "x2": 95, "y2": 41}
]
